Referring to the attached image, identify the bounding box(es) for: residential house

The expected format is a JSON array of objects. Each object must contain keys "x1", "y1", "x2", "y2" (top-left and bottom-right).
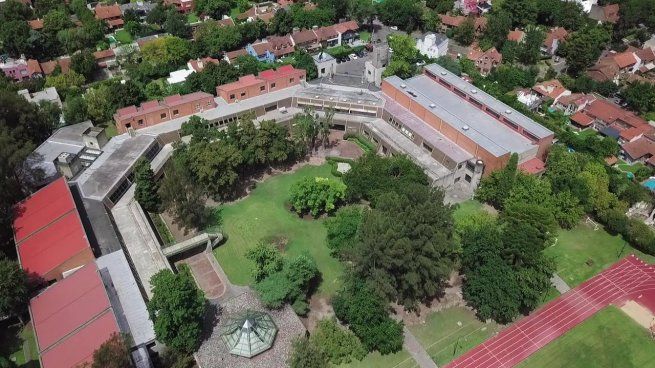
[
  {"x1": 507, "y1": 29, "x2": 525, "y2": 43},
  {"x1": 568, "y1": 0, "x2": 598, "y2": 13},
  {"x1": 333, "y1": 21, "x2": 359, "y2": 44},
  {"x1": 224, "y1": 49, "x2": 249, "y2": 64},
  {"x1": 438, "y1": 14, "x2": 487, "y2": 34},
  {"x1": 93, "y1": 49, "x2": 116, "y2": 69},
  {"x1": 267, "y1": 35, "x2": 295, "y2": 58},
  {"x1": 313, "y1": 52, "x2": 336, "y2": 78},
  {"x1": 570, "y1": 97, "x2": 652, "y2": 142},
  {"x1": 636, "y1": 47, "x2": 655, "y2": 74},
  {"x1": 164, "y1": 0, "x2": 194, "y2": 13},
  {"x1": 94, "y1": 4, "x2": 124, "y2": 29},
  {"x1": 27, "y1": 19, "x2": 44, "y2": 30},
  {"x1": 621, "y1": 133, "x2": 655, "y2": 166},
  {"x1": 291, "y1": 29, "x2": 320, "y2": 51},
  {"x1": 455, "y1": 0, "x2": 492, "y2": 15},
  {"x1": 587, "y1": 50, "x2": 642, "y2": 83},
  {"x1": 18, "y1": 87, "x2": 62, "y2": 108},
  {"x1": 237, "y1": 1, "x2": 278, "y2": 23},
  {"x1": 39, "y1": 57, "x2": 71, "y2": 76},
  {"x1": 119, "y1": 1, "x2": 156, "y2": 19},
  {"x1": 315, "y1": 25, "x2": 340, "y2": 48},
  {"x1": 113, "y1": 92, "x2": 217, "y2": 133},
  {"x1": 0, "y1": 57, "x2": 42, "y2": 81},
  {"x1": 246, "y1": 41, "x2": 277, "y2": 63},
  {"x1": 258, "y1": 64, "x2": 306, "y2": 92},
  {"x1": 589, "y1": 3, "x2": 620, "y2": 24},
  {"x1": 467, "y1": 47, "x2": 502, "y2": 75},
  {"x1": 552, "y1": 93, "x2": 596, "y2": 115},
  {"x1": 517, "y1": 80, "x2": 571, "y2": 110},
  {"x1": 541, "y1": 27, "x2": 568, "y2": 55},
  {"x1": 188, "y1": 57, "x2": 219, "y2": 72},
  {"x1": 416, "y1": 33, "x2": 449, "y2": 59}
]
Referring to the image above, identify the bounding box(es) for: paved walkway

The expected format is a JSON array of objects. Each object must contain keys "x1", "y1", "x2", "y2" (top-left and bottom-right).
[
  {"x1": 446, "y1": 255, "x2": 655, "y2": 368},
  {"x1": 404, "y1": 327, "x2": 439, "y2": 368},
  {"x1": 550, "y1": 273, "x2": 571, "y2": 294},
  {"x1": 177, "y1": 252, "x2": 225, "y2": 299}
]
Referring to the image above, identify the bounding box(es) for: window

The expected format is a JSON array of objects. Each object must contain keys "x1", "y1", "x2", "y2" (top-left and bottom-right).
[
  {"x1": 195, "y1": 104, "x2": 200, "y2": 110},
  {"x1": 125, "y1": 123, "x2": 131, "y2": 129},
  {"x1": 172, "y1": 109, "x2": 179, "y2": 116},
  {"x1": 241, "y1": 92, "x2": 246, "y2": 97},
  {"x1": 260, "y1": 85, "x2": 266, "y2": 91},
  {"x1": 321, "y1": 68, "x2": 326, "y2": 73},
  {"x1": 290, "y1": 78, "x2": 294, "y2": 83},
  {"x1": 465, "y1": 174, "x2": 472, "y2": 183},
  {"x1": 422, "y1": 142, "x2": 433, "y2": 152},
  {"x1": 230, "y1": 94, "x2": 235, "y2": 99},
  {"x1": 466, "y1": 161, "x2": 475, "y2": 171},
  {"x1": 457, "y1": 163, "x2": 463, "y2": 170},
  {"x1": 453, "y1": 88, "x2": 466, "y2": 98},
  {"x1": 137, "y1": 119, "x2": 144, "y2": 125},
  {"x1": 454, "y1": 177, "x2": 461, "y2": 183},
  {"x1": 160, "y1": 113, "x2": 166, "y2": 119},
  {"x1": 271, "y1": 83, "x2": 276, "y2": 89},
  {"x1": 206, "y1": 101, "x2": 212, "y2": 106}
]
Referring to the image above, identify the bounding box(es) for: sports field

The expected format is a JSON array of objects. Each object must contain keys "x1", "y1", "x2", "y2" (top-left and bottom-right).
[
  {"x1": 212, "y1": 164, "x2": 344, "y2": 297},
  {"x1": 517, "y1": 306, "x2": 655, "y2": 368},
  {"x1": 338, "y1": 350, "x2": 417, "y2": 368}
]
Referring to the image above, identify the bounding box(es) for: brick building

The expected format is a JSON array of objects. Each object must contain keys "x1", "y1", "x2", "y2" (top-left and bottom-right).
[
  {"x1": 216, "y1": 65, "x2": 306, "y2": 104},
  {"x1": 164, "y1": 0, "x2": 194, "y2": 13},
  {"x1": 95, "y1": 4, "x2": 124, "y2": 29},
  {"x1": 0, "y1": 57, "x2": 42, "y2": 81},
  {"x1": 114, "y1": 92, "x2": 216, "y2": 133}
]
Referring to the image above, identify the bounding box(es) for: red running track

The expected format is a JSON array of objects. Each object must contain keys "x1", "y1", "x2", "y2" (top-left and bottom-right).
[{"x1": 445, "y1": 255, "x2": 655, "y2": 368}]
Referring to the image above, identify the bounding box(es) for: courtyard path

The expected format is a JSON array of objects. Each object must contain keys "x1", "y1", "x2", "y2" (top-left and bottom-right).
[{"x1": 404, "y1": 326, "x2": 439, "y2": 368}]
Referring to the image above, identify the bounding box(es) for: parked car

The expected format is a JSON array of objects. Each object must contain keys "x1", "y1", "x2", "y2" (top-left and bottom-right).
[
  {"x1": 349, "y1": 53, "x2": 358, "y2": 60},
  {"x1": 390, "y1": 26, "x2": 398, "y2": 31}
]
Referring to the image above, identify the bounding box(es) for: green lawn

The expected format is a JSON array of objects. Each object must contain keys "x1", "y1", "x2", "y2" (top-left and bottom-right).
[
  {"x1": 359, "y1": 31, "x2": 371, "y2": 43},
  {"x1": 517, "y1": 306, "x2": 655, "y2": 368},
  {"x1": 211, "y1": 164, "x2": 344, "y2": 297},
  {"x1": 545, "y1": 223, "x2": 655, "y2": 287},
  {"x1": 616, "y1": 159, "x2": 648, "y2": 174},
  {"x1": 114, "y1": 29, "x2": 133, "y2": 44},
  {"x1": 0, "y1": 322, "x2": 39, "y2": 367},
  {"x1": 408, "y1": 306, "x2": 502, "y2": 366},
  {"x1": 452, "y1": 199, "x2": 486, "y2": 224},
  {"x1": 338, "y1": 350, "x2": 417, "y2": 368},
  {"x1": 229, "y1": 7, "x2": 241, "y2": 18},
  {"x1": 186, "y1": 12, "x2": 199, "y2": 24}
]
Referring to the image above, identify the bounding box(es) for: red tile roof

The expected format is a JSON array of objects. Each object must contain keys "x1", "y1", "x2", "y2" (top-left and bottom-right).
[
  {"x1": 26, "y1": 59, "x2": 42, "y2": 75},
  {"x1": 13, "y1": 178, "x2": 75, "y2": 243},
  {"x1": 39, "y1": 58, "x2": 71, "y2": 76},
  {"x1": 218, "y1": 74, "x2": 263, "y2": 91},
  {"x1": 94, "y1": 4, "x2": 122, "y2": 20},
  {"x1": 507, "y1": 29, "x2": 525, "y2": 42},
  {"x1": 28, "y1": 19, "x2": 44, "y2": 30},
  {"x1": 31, "y1": 264, "x2": 120, "y2": 368},
  {"x1": 613, "y1": 51, "x2": 637, "y2": 69},
  {"x1": 257, "y1": 64, "x2": 303, "y2": 80},
  {"x1": 622, "y1": 136, "x2": 655, "y2": 161},
  {"x1": 333, "y1": 20, "x2": 358, "y2": 35},
  {"x1": 93, "y1": 49, "x2": 115, "y2": 60},
  {"x1": 637, "y1": 47, "x2": 655, "y2": 63},
  {"x1": 217, "y1": 17, "x2": 235, "y2": 27},
  {"x1": 291, "y1": 29, "x2": 318, "y2": 45},
  {"x1": 543, "y1": 27, "x2": 568, "y2": 49},
  {"x1": 188, "y1": 57, "x2": 219, "y2": 72},
  {"x1": 532, "y1": 80, "x2": 568, "y2": 100},
  {"x1": 603, "y1": 4, "x2": 620, "y2": 23},
  {"x1": 570, "y1": 111, "x2": 594, "y2": 127},
  {"x1": 439, "y1": 14, "x2": 465, "y2": 27},
  {"x1": 519, "y1": 157, "x2": 546, "y2": 175}
]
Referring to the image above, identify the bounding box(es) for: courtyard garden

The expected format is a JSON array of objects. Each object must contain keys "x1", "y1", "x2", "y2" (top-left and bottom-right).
[
  {"x1": 114, "y1": 29, "x2": 133, "y2": 44},
  {"x1": 0, "y1": 322, "x2": 38, "y2": 368},
  {"x1": 211, "y1": 164, "x2": 344, "y2": 297},
  {"x1": 517, "y1": 306, "x2": 655, "y2": 368}
]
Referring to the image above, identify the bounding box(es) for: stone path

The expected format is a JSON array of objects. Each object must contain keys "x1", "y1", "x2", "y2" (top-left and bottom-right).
[
  {"x1": 550, "y1": 273, "x2": 571, "y2": 294},
  {"x1": 404, "y1": 326, "x2": 439, "y2": 368},
  {"x1": 177, "y1": 252, "x2": 225, "y2": 299}
]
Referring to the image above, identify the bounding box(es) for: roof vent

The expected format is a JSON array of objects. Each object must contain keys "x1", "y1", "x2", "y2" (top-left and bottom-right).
[
  {"x1": 429, "y1": 103, "x2": 436, "y2": 108},
  {"x1": 505, "y1": 109, "x2": 512, "y2": 114},
  {"x1": 329, "y1": 97, "x2": 334, "y2": 101},
  {"x1": 462, "y1": 125, "x2": 470, "y2": 131},
  {"x1": 315, "y1": 95, "x2": 319, "y2": 98},
  {"x1": 342, "y1": 98, "x2": 348, "y2": 102},
  {"x1": 400, "y1": 83, "x2": 407, "y2": 89},
  {"x1": 357, "y1": 100, "x2": 362, "y2": 104},
  {"x1": 471, "y1": 89, "x2": 477, "y2": 94}
]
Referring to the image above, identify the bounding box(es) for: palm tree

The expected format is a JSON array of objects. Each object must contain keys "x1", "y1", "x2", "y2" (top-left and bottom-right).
[{"x1": 320, "y1": 108, "x2": 334, "y2": 148}]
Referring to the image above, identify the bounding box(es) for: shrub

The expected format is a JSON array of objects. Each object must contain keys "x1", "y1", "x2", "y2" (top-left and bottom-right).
[{"x1": 289, "y1": 177, "x2": 346, "y2": 217}]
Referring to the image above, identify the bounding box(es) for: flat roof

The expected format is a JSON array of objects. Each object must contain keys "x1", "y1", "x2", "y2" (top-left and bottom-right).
[
  {"x1": 96, "y1": 250, "x2": 155, "y2": 346},
  {"x1": 31, "y1": 264, "x2": 120, "y2": 368},
  {"x1": 385, "y1": 74, "x2": 536, "y2": 157},
  {"x1": 423, "y1": 64, "x2": 553, "y2": 138},
  {"x1": 13, "y1": 177, "x2": 76, "y2": 242},
  {"x1": 295, "y1": 85, "x2": 383, "y2": 106},
  {"x1": 381, "y1": 95, "x2": 473, "y2": 164},
  {"x1": 74, "y1": 134, "x2": 157, "y2": 201}
]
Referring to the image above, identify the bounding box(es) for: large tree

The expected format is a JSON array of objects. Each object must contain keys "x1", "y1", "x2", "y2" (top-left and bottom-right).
[
  {"x1": 353, "y1": 184, "x2": 457, "y2": 310},
  {"x1": 148, "y1": 268, "x2": 206, "y2": 353},
  {"x1": 559, "y1": 25, "x2": 611, "y2": 76},
  {"x1": 88, "y1": 333, "x2": 131, "y2": 368},
  {"x1": 0, "y1": 258, "x2": 28, "y2": 322},
  {"x1": 376, "y1": 0, "x2": 423, "y2": 32},
  {"x1": 134, "y1": 158, "x2": 161, "y2": 213}
]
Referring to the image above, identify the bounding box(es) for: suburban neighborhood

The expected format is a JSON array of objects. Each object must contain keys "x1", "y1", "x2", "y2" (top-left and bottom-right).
[{"x1": 2, "y1": 0, "x2": 655, "y2": 368}]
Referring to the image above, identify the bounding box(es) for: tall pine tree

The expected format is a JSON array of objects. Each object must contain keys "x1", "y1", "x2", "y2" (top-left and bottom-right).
[{"x1": 134, "y1": 158, "x2": 161, "y2": 213}]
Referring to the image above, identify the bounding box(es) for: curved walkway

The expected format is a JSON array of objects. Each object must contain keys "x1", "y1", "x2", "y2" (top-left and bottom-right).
[{"x1": 446, "y1": 255, "x2": 655, "y2": 368}]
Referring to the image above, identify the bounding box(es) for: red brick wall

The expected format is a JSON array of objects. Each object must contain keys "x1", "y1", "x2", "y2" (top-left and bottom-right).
[
  {"x1": 265, "y1": 69, "x2": 306, "y2": 92},
  {"x1": 218, "y1": 81, "x2": 267, "y2": 103},
  {"x1": 115, "y1": 95, "x2": 217, "y2": 133}
]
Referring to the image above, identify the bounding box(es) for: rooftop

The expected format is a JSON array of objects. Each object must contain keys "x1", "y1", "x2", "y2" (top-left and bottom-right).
[{"x1": 31, "y1": 263, "x2": 120, "y2": 368}]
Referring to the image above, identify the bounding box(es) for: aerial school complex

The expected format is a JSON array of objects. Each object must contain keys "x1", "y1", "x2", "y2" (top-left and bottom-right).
[{"x1": 16, "y1": 62, "x2": 554, "y2": 368}]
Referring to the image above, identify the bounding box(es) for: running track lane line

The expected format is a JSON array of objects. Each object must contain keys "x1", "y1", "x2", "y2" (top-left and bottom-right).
[{"x1": 445, "y1": 255, "x2": 655, "y2": 368}]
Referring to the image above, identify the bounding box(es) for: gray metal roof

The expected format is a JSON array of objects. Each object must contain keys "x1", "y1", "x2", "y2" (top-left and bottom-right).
[
  {"x1": 423, "y1": 64, "x2": 553, "y2": 138},
  {"x1": 96, "y1": 250, "x2": 156, "y2": 346},
  {"x1": 384, "y1": 74, "x2": 537, "y2": 157}
]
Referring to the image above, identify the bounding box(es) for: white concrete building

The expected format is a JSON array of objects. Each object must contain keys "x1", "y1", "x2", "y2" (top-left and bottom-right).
[{"x1": 416, "y1": 33, "x2": 449, "y2": 59}]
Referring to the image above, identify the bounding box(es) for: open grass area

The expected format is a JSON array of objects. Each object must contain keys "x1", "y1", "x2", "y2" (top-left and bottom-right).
[
  {"x1": 517, "y1": 306, "x2": 655, "y2": 368},
  {"x1": 616, "y1": 159, "x2": 648, "y2": 175},
  {"x1": 546, "y1": 222, "x2": 655, "y2": 287},
  {"x1": 452, "y1": 199, "x2": 486, "y2": 224},
  {"x1": 338, "y1": 349, "x2": 417, "y2": 368},
  {"x1": 186, "y1": 12, "x2": 199, "y2": 23},
  {"x1": 359, "y1": 31, "x2": 371, "y2": 43},
  {"x1": 0, "y1": 322, "x2": 38, "y2": 367},
  {"x1": 408, "y1": 306, "x2": 502, "y2": 366},
  {"x1": 114, "y1": 29, "x2": 133, "y2": 44},
  {"x1": 100, "y1": 123, "x2": 118, "y2": 138},
  {"x1": 229, "y1": 7, "x2": 241, "y2": 18},
  {"x1": 211, "y1": 164, "x2": 344, "y2": 297}
]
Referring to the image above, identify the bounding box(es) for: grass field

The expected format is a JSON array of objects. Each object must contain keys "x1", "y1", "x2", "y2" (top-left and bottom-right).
[
  {"x1": 359, "y1": 31, "x2": 371, "y2": 42},
  {"x1": 0, "y1": 322, "x2": 38, "y2": 367},
  {"x1": 211, "y1": 164, "x2": 344, "y2": 297},
  {"x1": 545, "y1": 223, "x2": 655, "y2": 287},
  {"x1": 517, "y1": 306, "x2": 655, "y2": 368},
  {"x1": 114, "y1": 29, "x2": 133, "y2": 44},
  {"x1": 452, "y1": 199, "x2": 485, "y2": 224},
  {"x1": 339, "y1": 350, "x2": 417, "y2": 368},
  {"x1": 408, "y1": 306, "x2": 502, "y2": 366},
  {"x1": 186, "y1": 12, "x2": 199, "y2": 23}
]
